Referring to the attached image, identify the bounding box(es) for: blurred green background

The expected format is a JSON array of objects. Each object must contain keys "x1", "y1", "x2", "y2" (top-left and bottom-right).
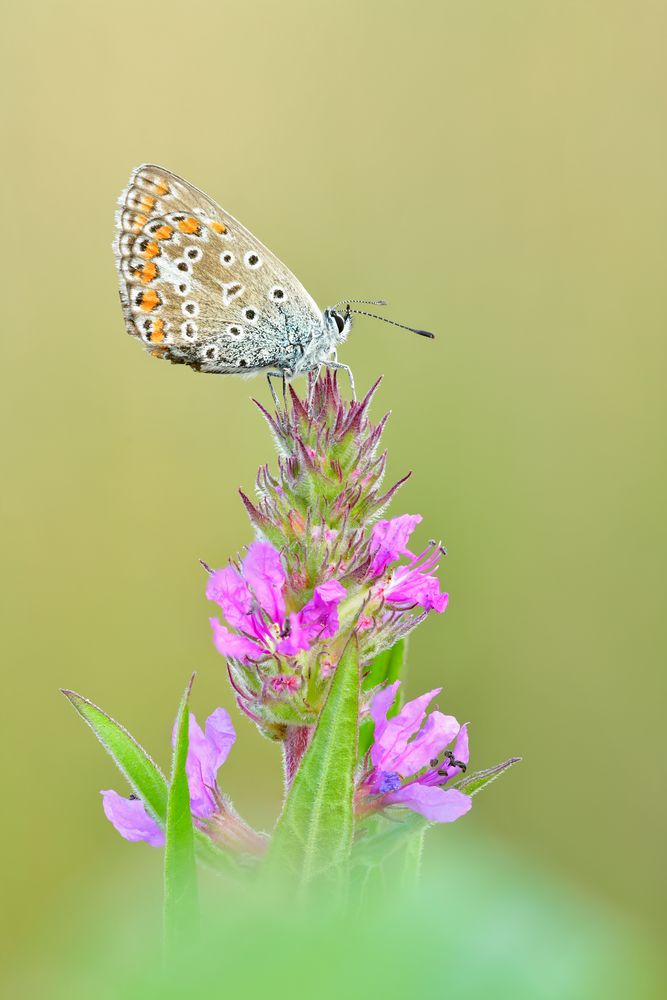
[{"x1": 2, "y1": 0, "x2": 665, "y2": 993}]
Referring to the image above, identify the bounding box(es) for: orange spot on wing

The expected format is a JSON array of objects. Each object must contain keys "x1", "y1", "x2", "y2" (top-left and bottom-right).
[
  {"x1": 154, "y1": 225, "x2": 174, "y2": 240},
  {"x1": 209, "y1": 221, "x2": 227, "y2": 234},
  {"x1": 137, "y1": 261, "x2": 158, "y2": 284},
  {"x1": 138, "y1": 194, "x2": 155, "y2": 211},
  {"x1": 140, "y1": 289, "x2": 161, "y2": 312},
  {"x1": 178, "y1": 217, "x2": 201, "y2": 235},
  {"x1": 131, "y1": 213, "x2": 148, "y2": 233},
  {"x1": 154, "y1": 179, "x2": 170, "y2": 196},
  {"x1": 148, "y1": 319, "x2": 165, "y2": 342},
  {"x1": 141, "y1": 240, "x2": 160, "y2": 259}
]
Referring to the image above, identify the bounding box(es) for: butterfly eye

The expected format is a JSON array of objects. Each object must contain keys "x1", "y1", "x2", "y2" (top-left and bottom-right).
[
  {"x1": 332, "y1": 310, "x2": 346, "y2": 334},
  {"x1": 270, "y1": 286, "x2": 285, "y2": 301},
  {"x1": 244, "y1": 251, "x2": 261, "y2": 270}
]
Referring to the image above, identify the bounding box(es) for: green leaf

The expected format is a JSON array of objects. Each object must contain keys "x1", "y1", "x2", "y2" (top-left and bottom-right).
[
  {"x1": 358, "y1": 639, "x2": 407, "y2": 757},
  {"x1": 351, "y1": 811, "x2": 428, "y2": 869},
  {"x1": 396, "y1": 825, "x2": 426, "y2": 888},
  {"x1": 61, "y1": 688, "x2": 236, "y2": 874},
  {"x1": 362, "y1": 638, "x2": 408, "y2": 691},
  {"x1": 351, "y1": 813, "x2": 428, "y2": 904},
  {"x1": 164, "y1": 675, "x2": 198, "y2": 950},
  {"x1": 266, "y1": 638, "x2": 360, "y2": 890},
  {"x1": 62, "y1": 689, "x2": 168, "y2": 821},
  {"x1": 455, "y1": 757, "x2": 522, "y2": 796}
]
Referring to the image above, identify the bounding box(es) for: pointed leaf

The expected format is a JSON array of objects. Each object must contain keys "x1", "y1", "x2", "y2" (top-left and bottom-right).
[
  {"x1": 455, "y1": 757, "x2": 522, "y2": 797},
  {"x1": 62, "y1": 689, "x2": 168, "y2": 820},
  {"x1": 61, "y1": 689, "x2": 236, "y2": 874},
  {"x1": 267, "y1": 638, "x2": 360, "y2": 889},
  {"x1": 164, "y1": 675, "x2": 198, "y2": 949}
]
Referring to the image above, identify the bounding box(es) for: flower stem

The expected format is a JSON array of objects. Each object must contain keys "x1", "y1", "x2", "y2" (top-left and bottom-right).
[{"x1": 283, "y1": 725, "x2": 313, "y2": 789}]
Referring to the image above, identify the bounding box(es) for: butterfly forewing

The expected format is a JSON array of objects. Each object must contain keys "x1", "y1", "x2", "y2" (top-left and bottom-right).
[{"x1": 113, "y1": 164, "x2": 325, "y2": 374}]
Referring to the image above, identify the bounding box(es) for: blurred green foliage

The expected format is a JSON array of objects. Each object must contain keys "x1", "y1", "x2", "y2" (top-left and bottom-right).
[
  {"x1": 6, "y1": 843, "x2": 664, "y2": 999},
  {"x1": 1, "y1": 0, "x2": 665, "y2": 990}
]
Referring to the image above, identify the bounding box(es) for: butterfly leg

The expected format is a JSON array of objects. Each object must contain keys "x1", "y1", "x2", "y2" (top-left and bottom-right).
[
  {"x1": 307, "y1": 366, "x2": 322, "y2": 415},
  {"x1": 266, "y1": 371, "x2": 283, "y2": 409},
  {"x1": 322, "y1": 361, "x2": 356, "y2": 401}
]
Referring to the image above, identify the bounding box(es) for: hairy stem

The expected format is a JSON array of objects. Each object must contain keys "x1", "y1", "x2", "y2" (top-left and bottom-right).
[{"x1": 283, "y1": 725, "x2": 313, "y2": 789}]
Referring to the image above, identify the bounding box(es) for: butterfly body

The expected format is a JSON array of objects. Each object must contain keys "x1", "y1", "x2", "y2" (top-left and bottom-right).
[{"x1": 113, "y1": 164, "x2": 349, "y2": 379}]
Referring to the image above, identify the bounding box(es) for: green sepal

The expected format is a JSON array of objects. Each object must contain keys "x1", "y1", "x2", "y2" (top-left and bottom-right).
[{"x1": 455, "y1": 757, "x2": 522, "y2": 796}]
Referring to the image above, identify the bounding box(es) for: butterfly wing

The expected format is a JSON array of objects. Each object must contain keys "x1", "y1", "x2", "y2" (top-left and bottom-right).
[{"x1": 113, "y1": 164, "x2": 326, "y2": 374}]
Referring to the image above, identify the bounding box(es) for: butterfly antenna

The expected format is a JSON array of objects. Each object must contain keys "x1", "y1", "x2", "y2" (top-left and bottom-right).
[
  {"x1": 349, "y1": 308, "x2": 435, "y2": 339},
  {"x1": 331, "y1": 297, "x2": 388, "y2": 310}
]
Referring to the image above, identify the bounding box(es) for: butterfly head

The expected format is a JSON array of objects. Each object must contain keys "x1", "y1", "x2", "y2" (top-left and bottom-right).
[{"x1": 323, "y1": 305, "x2": 353, "y2": 346}]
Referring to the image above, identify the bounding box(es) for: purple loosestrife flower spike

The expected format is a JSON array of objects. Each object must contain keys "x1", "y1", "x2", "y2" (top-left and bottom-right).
[
  {"x1": 358, "y1": 681, "x2": 472, "y2": 824},
  {"x1": 206, "y1": 373, "x2": 450, "y2": 750}
]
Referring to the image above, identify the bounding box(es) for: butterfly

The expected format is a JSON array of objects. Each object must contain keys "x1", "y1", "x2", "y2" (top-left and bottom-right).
[{"x1": 113, "y1": 164, "x2": 433, "y2": 401}]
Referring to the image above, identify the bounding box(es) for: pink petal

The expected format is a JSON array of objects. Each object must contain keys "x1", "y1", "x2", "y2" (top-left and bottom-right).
[
  {"x1": 296, "y1": 580, "x2": 346, "y2": 640},
  {"x1": 369, "y1": 680, "x2": 401, "y2": 746},
  {"x1": 393, "y1": 710, "x2": 461, "y2": 775},
  {"x1": 372, "y1": 688, "x2": 441, "y2": 770},
  {"x1": 453, "y1": 722, "x2": 470, "y2": 766},
  {"x1": 210, "y1": 618, "x2": 265, "y2": 663},
  {"x1": 386, "y1": 785, "x2": 472, "y2": 823},
  {"x1": 369, "y1": 514, "x2": 422, "y2": 576},
  {"x1": 242, "y1": 542, "x2": 286, "y2": 625},
  {"x1": 101, "y1": 790, "x2": 164, "y2": 847},
  {"x1": 386, "y1": 571, "x2": 448, "y2": 613},
  {"x1": 276, "y1": 614, "x2": 311, "y2": 656},
  {"x1": 204, "y1": 708, "x2": 236, "y2": 767},
  {"x1": 206, "y1": 566, "x2": 252, "y2": 629},
  {"x1": 183, "y1": 709, "x2": 236, "y2": 818}
]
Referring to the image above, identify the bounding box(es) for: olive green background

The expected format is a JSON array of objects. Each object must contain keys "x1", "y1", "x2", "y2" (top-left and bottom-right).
[{"x1": 2, "y1": 0, "x2": 665, "y2": 990}]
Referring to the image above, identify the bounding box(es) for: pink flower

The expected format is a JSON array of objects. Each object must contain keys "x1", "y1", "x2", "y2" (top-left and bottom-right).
[
  {"x1": 368, "y1": 515, "x2": 448, "y2": 614},
  {"x1": 361, "y1": 681, "x2": 472, "y2": 824},
  {"x1": 101, "y1": 791, "x2": 165, "y2": 847},
  {"x1": 101, "y1": 707, "x2": 236, "y2": 847},
  {"x1": 270, "y1": 674, "x2": 301, "y2": 694},
  {"x1": 207, "y1": 542, "x2": 346, "y2": 664},
  {"x1": 369, "y1": 514, "x2": 423, "y2": 575}
]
